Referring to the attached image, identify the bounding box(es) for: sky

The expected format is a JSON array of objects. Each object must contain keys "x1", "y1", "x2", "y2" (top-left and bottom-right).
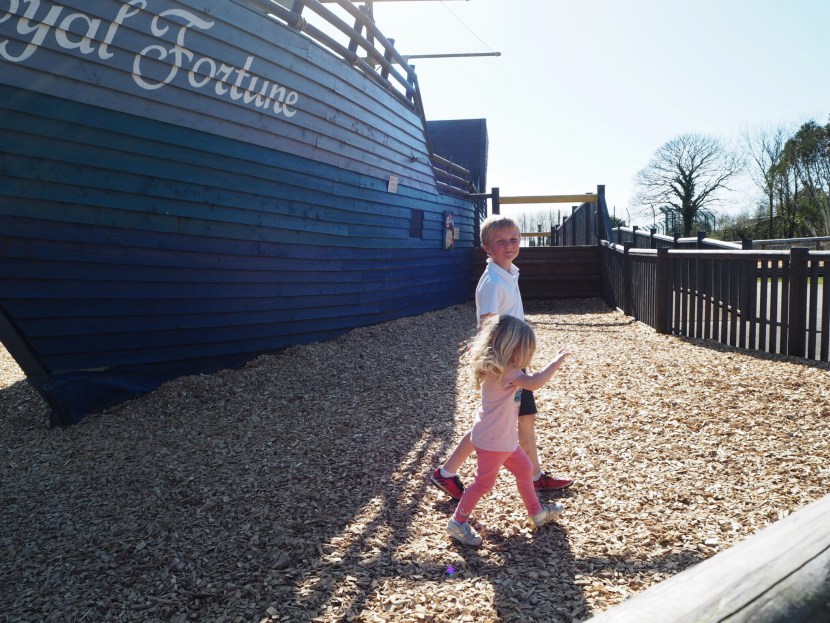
[{"x1": 368, "y1": 0, "x2": 830, "y2": 226}]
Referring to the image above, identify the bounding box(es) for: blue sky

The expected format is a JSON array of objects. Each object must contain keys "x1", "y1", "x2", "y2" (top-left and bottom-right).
[{"x1": 371, "y1": 0, "x2": 830, "y2": 226}]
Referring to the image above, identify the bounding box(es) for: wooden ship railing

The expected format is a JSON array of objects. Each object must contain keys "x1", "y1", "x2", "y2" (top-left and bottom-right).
[{"x1": 241, "y1": 0, "x2": 477, "y2": 196}]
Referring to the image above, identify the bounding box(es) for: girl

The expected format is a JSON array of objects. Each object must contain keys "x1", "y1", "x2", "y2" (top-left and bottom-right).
[{"x1": 447, "y1": 314, "x2": 571, "y2": 547}]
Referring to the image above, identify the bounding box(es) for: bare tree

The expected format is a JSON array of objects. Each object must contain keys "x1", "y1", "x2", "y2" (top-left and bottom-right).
[
  {"x1": 511, "y1": 209, "x2": 560, "y2": 246},
  {"x1": 633, "y1": 134, "x2": 744, "y2": 236},
  {"x1": 742, "y1": 125, "x2": 789, "y2": 239}
]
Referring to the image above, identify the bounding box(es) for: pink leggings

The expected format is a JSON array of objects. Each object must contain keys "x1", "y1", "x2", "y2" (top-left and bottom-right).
[{"x1": 454, "y1": 446, "x2": 542, "y2": 523}]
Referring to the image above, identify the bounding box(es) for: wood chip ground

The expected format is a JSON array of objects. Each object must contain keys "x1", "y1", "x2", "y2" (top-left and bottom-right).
[{"x1": 1, "y1": 298, "x2": 828, "y2": 623}]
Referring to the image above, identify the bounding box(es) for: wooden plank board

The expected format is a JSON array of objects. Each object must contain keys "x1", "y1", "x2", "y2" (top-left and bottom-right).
[
  {"x1": 1, "y1": 92, "x2": 467, "y2": 207},
  {"x1": 473, "y1": 246, "x2": 602, "y2": 299},
  {"x1": 0, "y1": 216, "x2": 467, "y2": 268},
  {"x1": 15, "y1": 277, "x2": 470, "y2": 369},
  {"x1": 588, "y1": 494, "x2": 830, "y2": 623}
]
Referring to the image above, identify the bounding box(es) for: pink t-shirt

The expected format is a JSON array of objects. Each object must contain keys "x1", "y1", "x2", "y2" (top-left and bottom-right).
[{"x1": 470, "y1": 368, "x2": 523, "y2": 452}]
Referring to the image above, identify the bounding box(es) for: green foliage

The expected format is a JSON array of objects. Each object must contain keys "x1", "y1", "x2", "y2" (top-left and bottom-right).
[
  {"x1": 780, "y1": 119, "x2": 830, "y2": 236},
  {"x1": 708, "y1": 116, "x2": 830, "y2": 241},
  {"x1": 710, "y1": 209, "x2": 766, "y2": 242}
]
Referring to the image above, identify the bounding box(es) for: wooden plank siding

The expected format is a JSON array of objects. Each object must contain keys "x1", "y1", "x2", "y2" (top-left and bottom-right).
[
  {"x1": 0, "y1": 1, "x2": 482, "y2": 422},
  {"x1": 427, "y1": 119, "x2": 489, "y2": 193},
  {"x1": 0, "y1": 0, "x2": 438, "y2": 193},
  {"x1": 0, "y1": 97, "x2": 468, "y2": 248},
  {"x1": 4, "y1": 1, "x2": 437, "y2": 194},
  {"x1": 473, "y1": 246, "x2": 602, "y2": 300}
]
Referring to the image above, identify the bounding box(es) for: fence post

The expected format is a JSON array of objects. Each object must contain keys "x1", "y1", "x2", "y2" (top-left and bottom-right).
[
  {"x1": 491, "y1": 187, "x2": 500, "y2": 215},
  {"x1": 650, "y1": 228, "x2": 657, "y2": 249},
  {"x1": 598, "y1": 184, "x2": 617, "y2": 244},
  {"x1": 655, "y1": 246, "x2": 670, "y2": 334},
  {"x1": 787, "y1": 247, "x2": 809, "y2": 357},
  {"x1": 697, "y1": 231, "x2": 706, "y2": 248},
  {"x1": 592, "y1": 208, "x2": 597, "y2": 245},
  {"x1": 572, "y1": 204, "x2": 577, "y2": 246},
  {"x1": 742, "y1": 247, "x2": 757, "y2": 350},
  {"x1": 585, "y1": 201, "x2": 592, "y2": 245},
  {"x1": 741, "y1": 233, "x2": 756, "y2": 349},
  {"x1": 623, "y1": 242, "x2": 634, "y2": 317}
]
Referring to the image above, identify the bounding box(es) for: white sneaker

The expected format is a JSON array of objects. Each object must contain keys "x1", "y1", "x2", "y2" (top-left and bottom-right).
[
  {"x1": 447, "y1": 518, "x2": 482, "y2": 547},
  {"x1": 531, "y1": 502, "x2": 564, "y2": 528}
]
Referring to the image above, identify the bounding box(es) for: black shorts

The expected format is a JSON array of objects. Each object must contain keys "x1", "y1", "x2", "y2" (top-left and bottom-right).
[{"x1": 519, "y1": 388, "x2": 537, "y2": 416}]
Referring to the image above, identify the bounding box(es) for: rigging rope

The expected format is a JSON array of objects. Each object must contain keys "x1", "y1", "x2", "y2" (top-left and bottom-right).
[{"x1": 439, "y1": 1, "x2": 496, "y2": 53}]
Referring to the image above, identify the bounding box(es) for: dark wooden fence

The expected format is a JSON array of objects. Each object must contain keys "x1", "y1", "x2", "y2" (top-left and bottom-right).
[
  {"x1": 469, "y1": 188, "x2": 830, "y2": 362},
  {"x1": 552, "y1": 185, "x2": 615, "y2": 247},
  {"x1": 601, "y1": 242, "x2": 830, "y2": 362},
  {"x1": 554, "y1": 196, "x2": 830, "y2": 620},
  {"x1": 473, "y1": 246, "x2": 601, "y2": 299}
]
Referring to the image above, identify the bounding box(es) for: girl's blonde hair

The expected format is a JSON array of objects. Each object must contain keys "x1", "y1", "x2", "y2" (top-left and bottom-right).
[{"x1": 467, "y1": 315, "x2": 536, "y2": 385}]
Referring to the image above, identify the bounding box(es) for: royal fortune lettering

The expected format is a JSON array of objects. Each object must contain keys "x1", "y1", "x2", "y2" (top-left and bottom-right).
[{"x1": 0, "y1": 0, "x2": 299, "y2": 117}]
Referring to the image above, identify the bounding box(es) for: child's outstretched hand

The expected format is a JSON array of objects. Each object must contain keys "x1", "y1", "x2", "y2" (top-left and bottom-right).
[
  {"x1": 551, "y1": 347, "x2": 572, "y2": 369},
  {"x1": 510, "y1": 347, "x2": 573, "y2": 391}
]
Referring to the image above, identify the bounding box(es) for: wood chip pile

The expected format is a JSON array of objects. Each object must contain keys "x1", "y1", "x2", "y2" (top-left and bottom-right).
[{"x1": 1, "y1": 298, "x2": 828, "y2": 623}]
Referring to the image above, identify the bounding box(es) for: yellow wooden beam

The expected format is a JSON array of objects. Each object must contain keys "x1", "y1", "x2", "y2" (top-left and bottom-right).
[{"x1": 499, "y1": 194, "x2": 598, "y2": 205}]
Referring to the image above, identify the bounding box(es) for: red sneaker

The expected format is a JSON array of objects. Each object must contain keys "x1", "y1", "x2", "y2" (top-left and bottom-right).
[
  {"x1": 534, "y1": 472, "x2": 574, "y2": 491},
  {"x1": 430, "y1": 468, "x2": 465, "y2": 500}
]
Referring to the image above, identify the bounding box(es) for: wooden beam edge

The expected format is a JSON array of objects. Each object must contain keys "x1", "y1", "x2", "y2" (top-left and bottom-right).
[{"x1": 586, "y1": 494, "x2": 830, "y2": 623}]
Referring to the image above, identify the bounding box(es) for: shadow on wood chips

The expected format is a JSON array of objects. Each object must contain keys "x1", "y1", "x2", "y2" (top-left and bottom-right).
[{"x1": 2, "y1": 298, "x2": 828, "y2": 622}]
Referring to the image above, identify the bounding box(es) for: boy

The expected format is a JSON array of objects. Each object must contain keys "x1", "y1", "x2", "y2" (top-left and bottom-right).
[{"x1": 431, "y1": 214, "x2": 574, "y2": 499}]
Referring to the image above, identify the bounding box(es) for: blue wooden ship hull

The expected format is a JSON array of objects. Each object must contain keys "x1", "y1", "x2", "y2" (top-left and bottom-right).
[{"x1": 0, "y1": 0, "x2": 484, "y2": 424}]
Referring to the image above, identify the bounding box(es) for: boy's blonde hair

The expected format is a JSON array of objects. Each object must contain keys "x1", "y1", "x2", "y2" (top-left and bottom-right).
[
  {"x1": 467, "y1": 315, "x2": 536, "y2": 385},
  {"x1": 480, "y1": 214, "x2": 520, "y2": 247}
]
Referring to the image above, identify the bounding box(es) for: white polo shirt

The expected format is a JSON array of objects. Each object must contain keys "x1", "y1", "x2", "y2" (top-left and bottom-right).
[{"x1": 475, "y1": 258, "x2": 524, "y2": 321}]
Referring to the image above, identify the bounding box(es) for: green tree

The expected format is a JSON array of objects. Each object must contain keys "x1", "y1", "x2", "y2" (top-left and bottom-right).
[
  {"x1": 633, "y1": 134, "x2": 744, "y2": 237},
  {"x1": 782, "y1": 119, "x2": 830, "y2": 236},
  {"x1": 711, "y1": 206, "x2": 778, "y2": 242},
  {"x1": 771, "y1": 151, "x2": 802, "y2": 237}
]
